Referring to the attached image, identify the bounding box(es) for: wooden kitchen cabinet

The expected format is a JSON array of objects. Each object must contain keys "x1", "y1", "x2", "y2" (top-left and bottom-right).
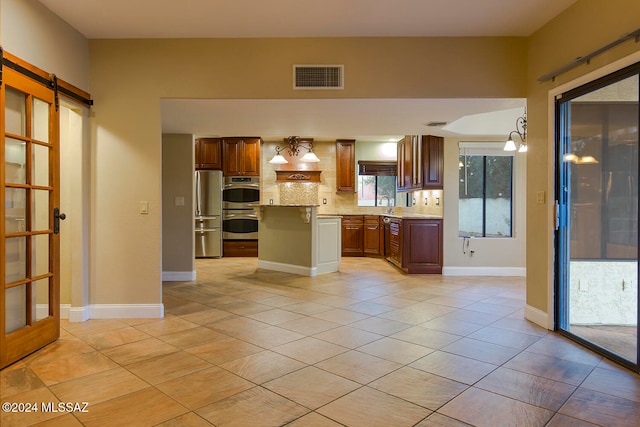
[
  {"x1": 222, "y1": 137, "x2": 261, "y2": 176},
  {"x1": 341, "y1": 215, "x2": 364, "y2": 256},
  {"x1": 363, "y1": 215, "x2": 383, "y2": 256},
  {"x1": 195, "y1": 137, "x2": 223, "y2": 170},
  {"x1": 385, "y1": 217, "x2": 443, "y2": 274},
  {"x1": 397, "y1": 135, "x2": 422, "y2": 192},
  {"x1": 422, "y1": 135, "x2": 444, "y2": 189},
  {"x1": 336, "y1": 139, "x2": 356, "y2": 193}
]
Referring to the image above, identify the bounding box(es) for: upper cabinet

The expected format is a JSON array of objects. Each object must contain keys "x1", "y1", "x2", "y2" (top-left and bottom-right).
[
  {"x1": 222, "y1": 137, "x2": 261, "y2": 176},
  {"x1": 422, "y1": 135, "x2": 444, "y2": 189},
  {"x1": 397, "y1": 135, "x2": 422, "y2": 192},
  {"x1": 195, "y1": 137, "x2": 223, "y2": 170},
  {"x1": 336, "y1": 139, "x2": 356, "y2": 193}
]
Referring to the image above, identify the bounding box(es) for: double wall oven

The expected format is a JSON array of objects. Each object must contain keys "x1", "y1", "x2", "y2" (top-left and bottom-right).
[{"x1": 222, "y1": 176, "x2": 259, "y2": 239}]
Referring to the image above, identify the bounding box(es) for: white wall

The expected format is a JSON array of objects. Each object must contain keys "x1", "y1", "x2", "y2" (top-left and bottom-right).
[{"x1": 442, "y1": 137, "x2": 527, "y2": 276}]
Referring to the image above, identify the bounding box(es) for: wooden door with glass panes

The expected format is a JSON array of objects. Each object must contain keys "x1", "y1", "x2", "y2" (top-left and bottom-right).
[{"x1": 1, "y1": 66, "x2": 61, "y2": 368}]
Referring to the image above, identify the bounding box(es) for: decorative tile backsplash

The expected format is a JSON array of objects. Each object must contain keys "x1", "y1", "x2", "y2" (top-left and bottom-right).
[{"x1": 278, "y1": 182, "x2": 319, "y2": 205}]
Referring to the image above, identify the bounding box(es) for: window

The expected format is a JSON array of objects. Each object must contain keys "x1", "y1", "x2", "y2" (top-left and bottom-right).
[
  {"x1": 458, "y1": 143, "x2": 513, "y2": 237},
  {"x1": 357, "y1": 161, "x2": 396, "y2": 207}
]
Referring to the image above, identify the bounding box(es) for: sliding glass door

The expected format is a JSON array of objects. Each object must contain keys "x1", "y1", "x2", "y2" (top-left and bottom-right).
[{"x1": 556, "y1": 63, "x2": 639, "y2": 370}]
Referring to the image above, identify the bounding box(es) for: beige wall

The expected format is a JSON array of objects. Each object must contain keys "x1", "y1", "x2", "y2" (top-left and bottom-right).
[
  {"x1": 526, "y1": 0, "x2": 640, "y2": 320},
  {"x1": 162, "y1": 134, "x2": 195, "y2": 274},
  {"x1": 0, "y1": 0, "x2": 89, "y2": 89},
  {"x1": 259, "y1": 207, "x2": 313, "y2": 267}
]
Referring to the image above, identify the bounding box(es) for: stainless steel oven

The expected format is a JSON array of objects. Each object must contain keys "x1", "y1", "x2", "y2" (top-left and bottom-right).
[
  {"x1": 223, "y1": 176, "x2": 260, "y2": 209},
  {"x1": 223, "y1": 209, "x2": 259, "y2": 239}
]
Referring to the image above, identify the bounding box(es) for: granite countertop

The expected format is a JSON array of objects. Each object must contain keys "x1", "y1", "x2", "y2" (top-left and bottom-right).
[
  {"x1": 259, "y1": 204, "x2": 320, "y2": 207},
  {"x1": 321, "y1": 212, "x2": 443, "y2": 219}
]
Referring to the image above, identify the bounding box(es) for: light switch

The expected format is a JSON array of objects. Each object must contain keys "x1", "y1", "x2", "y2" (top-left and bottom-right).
[
  {"x1": 175, "y1": 196, "x2": 185, "y2": 206},
  {"x1": 536, "y1": 191, "x2": 546, "y2": 204},
  {"x1": 140, "y1": 201, "x2": 149, "y2": 214}
]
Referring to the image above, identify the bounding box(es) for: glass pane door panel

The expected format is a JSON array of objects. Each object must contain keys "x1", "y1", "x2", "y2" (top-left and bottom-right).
[
  {"x1": 5, "y1": 237, "x2": 27, "y2": 284},
  {"x1": 5, "y1": 188, "x2": 26, "y2": 233},
  {"x1": 32, "y1": 98, "x2": 50, "y2": 143},
  {"x1": 558, "y1": 72, "x2": 639, "y2": 366},
  {"x1": 4, "y1": 87, "x2": 26, "y2": 136},
  {"x1": 32, "y1": 234, "x2": 50, "y2": 277},
  {"x1": 32, "y1": 190, "x2": 50, "y2": 232},
  {"x1": 5, "y1": 285, "x2": 27, "y2": 334},
  {"x1": 32, "y1": 279, "x2": 49, "y2": 321},
  {"x1": 5, "y1": 137, "x2": 26, "y2": 184},
  {"x1": 32, "y1": 144, "x2": 50, "y2": 186}
]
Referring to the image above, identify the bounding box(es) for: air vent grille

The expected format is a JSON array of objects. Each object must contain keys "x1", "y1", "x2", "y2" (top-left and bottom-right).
[{"x1": 294, "y1": 65, "x2": 344, "y2": 90}]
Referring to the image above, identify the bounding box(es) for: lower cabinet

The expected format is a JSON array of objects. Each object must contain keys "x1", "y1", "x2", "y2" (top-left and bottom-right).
[
  {"x1": 223, "y1": 240, "x2": 258, "y2": 257},
  {"x1": 385, "y1": 217, "x2": 443, "y2": 274},
  {"x1": 342, "y1": 215, "x2": 384, "y2": 257},
  {"x1": 341, "y1": 216, "x2": 364, "y2": 256}
]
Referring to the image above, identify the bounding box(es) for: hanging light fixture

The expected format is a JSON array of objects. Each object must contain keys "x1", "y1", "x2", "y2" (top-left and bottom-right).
[
  {"x1": 504, "y1": 109, "x2": 527, "y2": 152},
  {"x1": 269, "y1": 136, "x2": 320, "y2": 164}
]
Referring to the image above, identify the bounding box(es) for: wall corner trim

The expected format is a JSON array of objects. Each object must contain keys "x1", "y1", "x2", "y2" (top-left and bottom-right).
[
  {"x1": 162, "y1": 271, "x2": 196, "y2": 281},
  {"x1": 525, "y1": 304, "x2": 551, "y2": 330},
  {"x1": 257, "y1": 260, "x2": 316, "y2": 277}
]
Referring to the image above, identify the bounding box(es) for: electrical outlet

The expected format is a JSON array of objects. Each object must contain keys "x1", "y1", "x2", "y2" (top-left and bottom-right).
[
  {"x1": 269, "y1": 199, "x2": 273, "y2": 205},
  {"x1": 323, "y1": 198, "x2": 327, "y2": 204},
  {"x1": 140, "y1": 201, "x2": 149, "y2": 214},
  {"x1": 174, "y1": 196, "x2": 185, "y2": 206}
]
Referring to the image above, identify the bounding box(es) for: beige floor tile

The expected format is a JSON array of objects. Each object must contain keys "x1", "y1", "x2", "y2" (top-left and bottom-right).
[
  {"x1": 232, "y1": 324, "x2": 305, "y2": 348},
  {"x1": 369, "y1": 366, "x2": 468, "y2": 410},
  {"x1": 196, "y1": 386, "x2": 309, "y2": 426},
  {"x1": 271, "y1": 337, "x2": 348, "y2": 364},
  {"x1": 1, "y1": 365, "x2": 45, "y2": 399},
  {"x1": 134, "y1": 317, "x2": 200, "y2": 337},
  {"x1": 415, "y1": 412, "x2": 473, "y2": 426},
  {"x1": 157, "y1": 326, "x2": 229, "y2": 349},
  {"x1": 345, "y1": 301, "x2": 395, "y2": 315},
  {"x1": 410, "y1": 351, "x2": 497, "y2": 385},
  {"x1": 358, "y1": 337, "x2": 434, "y2": 364},
  {"x1": 313, "y1": 325, "x2": 383, "y2": 348},
  {"x1": 125, "y1": 351, "x2": 212, "y2": 384},
  {"x1": 317, "y1": 386, "x2": 431, "y2": 427},
  {"x1": 311, "y1": 308, "x2": 370, "y2": 325},
  {"x1": 441, "y1": 337, "x2": 521, "y2": 365},
  {"x1": 178, "y1": 308, "x2": 235, "y2": 325},
  {"x1": 420, "y1": 317, "x2": 484, "y2": 336},
  {"x1": 281, "y1": 301, "x2": 333, "y2": 315},
  {"x1": 468, "y1": 325, "x2": 543, "y2": 350},
  {"x1": 579, "y1": 366, "x2": 640, "y2": 403},
  {"x1": 101, "y1": 337, "x2": 179, "y2": 366},
  {"x1": 61, "y1": 319, "x2": 131, "y2": 337},
  {"x1": 0, "y1": 387, "x2": 64, "y2": 426},
  {"x1": 349, "y1": 316, "x2": 412, "y2": 336},
  {"x1": 49, "y1": 367, "x2": 148, "y2": 405},
  {"x1": 79, "y1": 326, "x2": 151, "y2": 350},
  {"x1": 156, "y1": 366, "x2": 254, "y2": 410},
  {"x1": 559, "y1": 388, "x2": 640, "y2": 426},
  {"x1": 475, "y1": 367, "x2": 576, "y2": 411},
  {"x1": 504, "y1": 351, "x2": 595, "y2": 386},
  {"x1": 154, "y1": 412, "x2": 215, "y2": 426},
  {"x1": 391, "y1": 326, "x2": 461, "y2": 349},
  {"x1": 264, "y1": 366, "x2": 359, "y2": 409},
  {"x1": 186, "y1": 337, "x2": 263, "y2": 365},
  {"x1": 75, "y1": 387, "x2": 188, "y2": 427},
  {"x1": 545, "y1": 413, "x2": 600, "y2": 426},
  {"x1": 206, "y1": 316, "x2": 270, "y2": 335},
  {"x1": 246, "y1": 308, "x2": 305, "y2": 325},
  {"x1": 278, "y1": 316, "x2": 341, "y2": 335},
  {"x1": 286, "y1": 411, "x2": 344, "y2": 426},
  {"x1": 315, "y1": 350, "x2": 402, "y2": 384},
  {"x1": 219, "y1": 350, "x2": 306, "y2": 384},
  {"x1": 27, "y1": 351, "x2": 119, "y2": 386},
  {"x1": 377, "y1": 308, "x2": 439, "y2": 325},
  {"x1": 439, "y1": 387, "x2": 554, "y2": 427},
  {"x1": 30, "y1": 413, "x2": 85, "y2": 426}
]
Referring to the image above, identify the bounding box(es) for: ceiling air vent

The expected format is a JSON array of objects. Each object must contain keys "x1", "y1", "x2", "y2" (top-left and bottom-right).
[{"x1": 294, "y1": 65, "x2": 344, "y2": 90}]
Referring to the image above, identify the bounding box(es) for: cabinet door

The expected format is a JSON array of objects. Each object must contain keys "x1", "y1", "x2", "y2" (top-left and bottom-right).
[
  {"x1": 222, "y1": 138, "x2": 242, "y2": 176},
  {"x1": 341, "y1": 215, "x2": 364, "y2": 256},
  {"x1": 196, "y1": 138, "x2": 222, "y2": 170},
  {"x1": 422, "y1": 135, "x2": 444, "y2": 189},
  {"x1": 403, "y1": 219, "x2": 443, "y2": 274},
  {"x1": 241, "y1": 138, "x2": 261, "y2": 176},
  {"x1": 396, "y1": 136, "x2": 409, "y2": 191},
  {"x1": 363, "y1": 216, "x2": 381, "y2": 256},
  {"x1": 336, "y1": 139, "x2": 356, "y2": 193}
]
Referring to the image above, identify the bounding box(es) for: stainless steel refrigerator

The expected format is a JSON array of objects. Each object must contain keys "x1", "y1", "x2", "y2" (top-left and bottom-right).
[{"x1": 195, "y1": 170, "x2": 223, "y2": 257}]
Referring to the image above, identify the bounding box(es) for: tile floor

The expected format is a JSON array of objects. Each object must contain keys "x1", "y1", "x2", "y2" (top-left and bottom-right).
[{"x1": 2, "y1": 257, "x2": 640, "y2": 426}]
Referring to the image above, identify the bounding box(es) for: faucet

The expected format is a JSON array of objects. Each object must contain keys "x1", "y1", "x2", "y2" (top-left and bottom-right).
[{"x1": 379, "y1": 195, "x2": 394, "y2": 214}]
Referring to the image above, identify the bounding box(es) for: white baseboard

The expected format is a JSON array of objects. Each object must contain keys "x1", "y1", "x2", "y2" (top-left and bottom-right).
[
  {"x1": 525, "y1": 304, "x2": 551, "y2": 330},
  {"x1": 442, "y1": 266, "x2": 526, "y2": 277},
  {"x1": 316, "y1": 260, "x2": 340, "y2": 275},
  {"x1": 258, "y1": 260, "x2": 315, "y2": 276},
  {"x1": 62, "y1": 304, "x2": 164, "y2": 321},
  {"x1": 162, "y1": 270, "x2": 196, "y2": 281}
]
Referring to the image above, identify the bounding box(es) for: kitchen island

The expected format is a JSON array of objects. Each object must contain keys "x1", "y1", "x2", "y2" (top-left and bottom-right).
[{"x1": 255, "y1": 205, "x2": 341, "y2": 276}]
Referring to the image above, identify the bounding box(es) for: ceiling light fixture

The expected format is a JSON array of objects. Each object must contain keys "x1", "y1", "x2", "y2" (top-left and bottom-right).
[
  {"x1": 269, "y1": 136, "x2": 320, "y2": 164},
  {"x1": 504, "y1": 109, "x2": 527, "y2": 153}
]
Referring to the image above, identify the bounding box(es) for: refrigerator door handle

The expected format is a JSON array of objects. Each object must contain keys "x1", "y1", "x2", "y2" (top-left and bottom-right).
[{"x1": 195, "y1": 171, "x2": 201, "y2": 217}]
